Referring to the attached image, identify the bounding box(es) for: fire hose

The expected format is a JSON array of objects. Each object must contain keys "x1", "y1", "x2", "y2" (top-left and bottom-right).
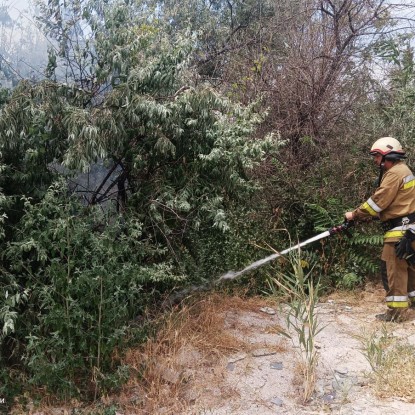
[
  {"x1": 218, "y1": 220, "x2": 354, "y2": 282},
  {"x1": 162, "y1": 220, "x2": 354, "y2": 307}
]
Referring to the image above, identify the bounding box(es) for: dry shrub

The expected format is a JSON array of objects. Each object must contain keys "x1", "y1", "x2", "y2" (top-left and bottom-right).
[
  {"x1": 371, "y1": 342, "x2": 415, "y2": 401},
  {"x1": 119, "y1": 293, "x2": 278, "y2": 414}
]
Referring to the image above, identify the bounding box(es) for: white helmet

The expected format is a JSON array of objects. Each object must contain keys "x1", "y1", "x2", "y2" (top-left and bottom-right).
[{"x1": 369, "y1": 136, "x2": 405, "y2": 160}]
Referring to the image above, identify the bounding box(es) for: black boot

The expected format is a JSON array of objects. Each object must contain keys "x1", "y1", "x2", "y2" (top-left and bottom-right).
[{"x1": 375, "y1": 308, "x2": 407, "y2": 322}]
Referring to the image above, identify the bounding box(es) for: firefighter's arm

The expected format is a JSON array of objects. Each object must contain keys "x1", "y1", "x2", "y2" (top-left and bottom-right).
[{"x1": 348, "y1": 171, "x2": 401, "y2": 221}]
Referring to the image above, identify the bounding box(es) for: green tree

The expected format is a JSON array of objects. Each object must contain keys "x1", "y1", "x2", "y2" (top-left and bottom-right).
[
  {"x1": 367, "y1": 36, "x2": 415, "y2": 151},
  {"x1": 0, "y1": 0, "x2": 278, "y2": 400}
]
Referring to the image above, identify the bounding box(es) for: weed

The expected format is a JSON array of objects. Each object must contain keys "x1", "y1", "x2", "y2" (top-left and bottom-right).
[
  {"x1": 267, "y1": 251, "x2": 323, "y2": 403},
  {"x1": 359, "y1": 325, "x2": 415, "y2": 401},
  {"x1": 358, "y1": 324, "x2": 391, "y2": 371}
]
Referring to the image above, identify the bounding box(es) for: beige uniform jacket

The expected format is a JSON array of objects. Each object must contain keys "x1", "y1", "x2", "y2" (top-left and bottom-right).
[{"x1": 352, "y1": 161, "x2": 415, "y2": 242}]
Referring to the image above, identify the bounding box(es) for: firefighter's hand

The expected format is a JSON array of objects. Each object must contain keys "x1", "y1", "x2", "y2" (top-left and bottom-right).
[
  {"x1": 345, "y1": 212, "x2": 354, "y2": 221},
  {"x1": 395, "y1": 230, "x2": 415, "y2": 260}
]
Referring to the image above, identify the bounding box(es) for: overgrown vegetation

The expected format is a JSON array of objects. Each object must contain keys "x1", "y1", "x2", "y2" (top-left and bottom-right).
[
  {"x1": 0, "y1": 34, "x2": 276, "y2": 405},
  {"x1": 360, "y1": 325, "x2": 415, "y2": 401},
  {"x1": 1, "y1": 0, "x2": 415, "y2": 409},
  {"x1": 2, "y1": 181, "x2": 184, "y2": 399}
]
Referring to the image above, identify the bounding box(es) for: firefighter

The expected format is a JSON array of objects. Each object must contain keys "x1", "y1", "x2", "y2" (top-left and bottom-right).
[{"x1": 345, "y1": 136, "x2": 415, "y2": 322}]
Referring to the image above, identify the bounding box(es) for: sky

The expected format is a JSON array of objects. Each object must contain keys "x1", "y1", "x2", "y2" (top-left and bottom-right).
[
  {"x1": 1, "y1": 0, "x2": 47, "y2": 81},
  {"x1": 6, "y1": 0, "x2": 33, "y2": 20}
]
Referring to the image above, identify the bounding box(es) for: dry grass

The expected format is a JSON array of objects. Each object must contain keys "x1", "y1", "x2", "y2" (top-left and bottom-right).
[
  {"x1": 358, "y1": 321, "x2": 415, "y2": 403},
  {"x1": 117, "y1": 293, "x2": 278, "y2": 414},
  {"x1": 321, "y1": 282, "x2": 385, "y2": 308},
  {"x1": 290, "y1": 360, "x2": 308, "y2": 384},
  {"x1": 370, "y1": 341, "x2": 415, "y2": 402},
  {"x1": 264, "y1": 323, "x2": 286, "y2": 335},
  {"x1": 9, "y1": 293, "x2": 280, "y2": 415}
]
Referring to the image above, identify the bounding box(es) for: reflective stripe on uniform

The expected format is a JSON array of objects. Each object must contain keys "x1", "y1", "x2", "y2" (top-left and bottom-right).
[
  {"x1": 361, "y1": 202, "x2": 377, "y2": 216},
  {"x1": 402, "y1": 175, "x2": 415, "y2": 189},
  {"x1": 386, "y1": 295, "x2": 409, "y2": 308},
  {"x1": 386, "y1": 301, "x2": 409, "y2": 308},
  {"x1": 361, "y1": 197, "x2": 382, "y2": 216},
  {"x1": 384, "y1": 223, "x2": 415, "y2": 239},
  {"x1": 367, "y1": 197, "x2": 382, "y2": 212},
  {"x1": 384, "y1": 229, "x2": 405, "y2": 238},
  {"x1": 386, "y1": 295, "x2": 408, "y2": 302},
  {"x1": 408, "y1": 291, "x2": 415, "y2": 298}
]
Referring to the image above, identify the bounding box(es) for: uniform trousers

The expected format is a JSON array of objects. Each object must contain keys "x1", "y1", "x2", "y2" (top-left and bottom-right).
[{"x1": 381, "y1": 242, "x2": 415, "y2": 309}]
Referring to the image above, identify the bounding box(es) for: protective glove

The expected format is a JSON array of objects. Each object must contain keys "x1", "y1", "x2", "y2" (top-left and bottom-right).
[{"x1": 395, "y1": 229, "x2": 415, "y2": 261}]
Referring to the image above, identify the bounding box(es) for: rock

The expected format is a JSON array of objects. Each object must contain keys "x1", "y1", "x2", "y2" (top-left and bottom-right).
[
  {"x1": 226, "y1": 362, "x2": 235, "y2": 371},
  {"x1": 156, "y1": 365, "x2": 181, "y2": 384},
  {"x1": 335, "y1": 367, "x2": 349, "y2": 376},
  {"x1": 252, "y1": 348, "x2": 277, "y2": 357},
  {"x1": 270, "y1": 397, "x2": 284, "y2": 406},
  {"x1": 259, "y1": 307, "x2": 276, "y2": 315},
  {"x1": 228, "y1": 352, "x2": 247, "y2": 363},
  {"x1": 211, "y1": 387, "x2": 222, "y2": 397},
  {"x1": 332, "y1": 375, "x2": 357, "y2": 392},
  {"x1": 322, "y1": 391, "x2": 336, "y2": 403},
  {"x1": 183, "y1": 389, "x2": 199, "y2": 403},
  {"x1": 407, "y1": 334, "x2": 415, "y2": 346},
  {"x1": 176, "y1": 346, "x2": 202, "y2": 366},
  {"x1": 270, "y1": 361, "x2": 283, "y2": 370}
]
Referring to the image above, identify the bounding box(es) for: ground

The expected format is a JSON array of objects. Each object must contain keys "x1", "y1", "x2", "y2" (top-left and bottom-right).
[
  {"x1": 169, "y1": 284, "x2": 415, "y2": 415},
  {"x1": 14, "y1": 283, "x2": 415, "y2": 415}
]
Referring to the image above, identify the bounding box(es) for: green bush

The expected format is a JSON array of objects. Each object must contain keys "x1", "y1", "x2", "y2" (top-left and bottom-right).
[{"x1": 1, "y1": 180, "x2": 183, "y2": 399}]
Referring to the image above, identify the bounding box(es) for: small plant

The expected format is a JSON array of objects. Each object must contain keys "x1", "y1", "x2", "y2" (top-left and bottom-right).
[
  {"x1": 267, "y1": 250, "x2": 323, "y2": 403},
  {"x1": 358, "y1": 325, "x2": 415, "y2": 401},
  {"x1": 358, "y1": 324, "x2": 391, "y2": 371},
  {"x1": 336, "y1": 271, "x2": 361, "y2": 290}
]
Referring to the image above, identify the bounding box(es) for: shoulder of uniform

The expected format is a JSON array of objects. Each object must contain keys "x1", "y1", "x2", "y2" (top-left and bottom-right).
[
  {"x1": 389, "y1": 161, "x2": 408, "y2": 172},
  {"x1": 383, "y1": 165, "x2": 404, "y2": 181}
]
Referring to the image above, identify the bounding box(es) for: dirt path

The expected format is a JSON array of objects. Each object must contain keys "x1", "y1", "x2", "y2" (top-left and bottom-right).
[{"x1": 180, "y1": 284, "x2": 415, "y2": 415}]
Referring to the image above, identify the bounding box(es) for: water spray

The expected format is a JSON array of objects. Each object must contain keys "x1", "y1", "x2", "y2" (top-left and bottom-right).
[{"x1": 218, "y1": 220, "x2": 354, "y2": 282}]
